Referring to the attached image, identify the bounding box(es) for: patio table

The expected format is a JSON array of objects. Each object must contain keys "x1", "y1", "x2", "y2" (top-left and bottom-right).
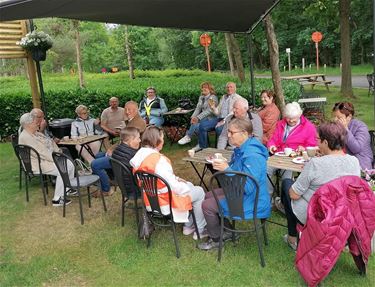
[{"x1": 58, "y1": 134, "x2": 107, "y2": 159}]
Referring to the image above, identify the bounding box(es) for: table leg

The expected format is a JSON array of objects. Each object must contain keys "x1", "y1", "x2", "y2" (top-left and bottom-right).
[{"x1": 189, "y1": 162, "x2": 209, "y2": 191}]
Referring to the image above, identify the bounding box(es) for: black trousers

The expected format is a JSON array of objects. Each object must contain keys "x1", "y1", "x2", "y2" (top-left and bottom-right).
[{"x1": 281, "y1": 178, "x2": 302, "y2": 237}]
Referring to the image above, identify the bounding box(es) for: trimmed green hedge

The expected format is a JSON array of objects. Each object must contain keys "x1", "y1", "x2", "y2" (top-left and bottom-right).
[{"x1": 0, "y1": 71, "x2": 301, "y2": 139}]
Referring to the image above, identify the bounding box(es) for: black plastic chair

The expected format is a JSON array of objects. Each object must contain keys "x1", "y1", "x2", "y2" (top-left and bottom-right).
[
  {"x1": 134, "y1": 170, "x2": 200, "y2": 258},
  {"x1": 52, "y1": 151, "x2": 107, "y2": 225},
  {"x1": 110, "y1": 157, "x2": 140, "y2": 227},
  {"x1": 209, "y1": 170, "x2": 268, "y2": 266},
  {"x1": 14, "y1": 144, "x2": 49, "y2": 205},
  {"x1": 369, "y1": 130, "x2": 375, "y2": 165},
  {"x1": 367, "y1": 73, "x2": 374, "y2": 96},
  {"x1": 11, "y1": 133, "x2": 23, "y2": 189}
]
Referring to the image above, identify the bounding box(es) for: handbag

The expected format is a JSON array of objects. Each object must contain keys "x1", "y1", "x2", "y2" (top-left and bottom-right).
[
  {"x1": 138, "y1": 208, "x2": 155, "y2": 240},
  {"x1": 178, "y1": 98, "x2": 193, "y2": 110},
  {"x1": 74, "y1": 158, "x2": 92, "y2": 176}
]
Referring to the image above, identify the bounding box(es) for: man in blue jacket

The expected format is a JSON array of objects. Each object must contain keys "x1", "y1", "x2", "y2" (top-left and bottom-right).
[{"x1": 198, "y1": 118, "x2": 270, "y2": 250}]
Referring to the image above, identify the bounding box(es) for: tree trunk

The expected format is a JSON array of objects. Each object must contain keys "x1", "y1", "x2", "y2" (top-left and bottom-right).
[
  {"x1": 224, "y1": 33, "x2": 235, "y2": 76},
  {"x1": 124, "y1": 25, "x2": 135, "y2": 79},
  {"x1": 339, "y1": 0, "x2": 353, "y2": 97},
  {"x1": 264, "y1": 15, "x2": 285, "y2": 110},
  {"x1": 72, "y1": 20, "x2": 85, "y2": 88},
  {"x1": 228, "y1": 33, "x2": 245, "y2": 82}
]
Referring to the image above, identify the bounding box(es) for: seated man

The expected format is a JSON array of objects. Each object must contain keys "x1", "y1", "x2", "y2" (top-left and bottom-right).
[
  {"x1": 281, "y1": 122, "x2": 361, "y2": 251},
  {"x1": 139, "y1": 87, "x2": 168, "y2": 127},
  {"x1": 217, "y1": 98, "x2": 263, "y2": 149},
  {"x1": 124, "y1": 101, "x2": 146, "y2": 134},
  {"x1": 91, "y1": 127, "x2": 141, "y2": 197},
  {"x1": 198, "y1": 118, "x2": 270, "y2": 250},
  {"x1": 18, "y1": 113, "x2": 75, "y2": 206},
  {"x1": 101, "y1": 97, "x2": 125, "y2": 148}
]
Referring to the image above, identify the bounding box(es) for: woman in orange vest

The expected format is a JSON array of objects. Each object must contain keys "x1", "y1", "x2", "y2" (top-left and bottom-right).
[{"x1": 130, "y1": 126, "x2": 207, "y2": 240}]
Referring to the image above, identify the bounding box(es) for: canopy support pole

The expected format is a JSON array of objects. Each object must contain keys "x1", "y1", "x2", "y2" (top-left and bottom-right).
[{"x1": 247, "y1": 34, "x2": 256, "y2": 107}]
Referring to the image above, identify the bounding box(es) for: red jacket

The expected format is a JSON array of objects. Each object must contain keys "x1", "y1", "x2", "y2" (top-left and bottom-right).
[
  {"x1": 295, "y1": 176, "x2": 375, "y2": 287},
  {"x1": 267, "y1": 115, "x2": 317, "y2": 152}
]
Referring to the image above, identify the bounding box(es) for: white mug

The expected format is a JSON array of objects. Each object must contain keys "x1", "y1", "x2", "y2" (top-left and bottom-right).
[
  {"x1": 188, "y1": 149, "x2": 195, "y2": 157},
  {"x1": 284, "y1": 148, "x2": 293, "y2": 156}
]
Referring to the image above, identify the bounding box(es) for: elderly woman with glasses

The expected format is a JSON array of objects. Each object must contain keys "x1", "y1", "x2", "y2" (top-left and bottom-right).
[
  {"x1": 71, "y1": 104, "x2": 102, "y2": 163},
  {"x1": 266, "y1": 102, "x2": 317, "y2": 195},
  {"x1": 332, "y1": 102, "x2": 373, "y2": 169},
  {"x1": 198, "y1": 118, "x2": 270, "y2": 250}
]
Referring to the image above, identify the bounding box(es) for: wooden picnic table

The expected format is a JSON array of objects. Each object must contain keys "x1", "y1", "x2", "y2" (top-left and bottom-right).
[{"x1": 281, "y1": 73, "x2": 333, "y2": 91}]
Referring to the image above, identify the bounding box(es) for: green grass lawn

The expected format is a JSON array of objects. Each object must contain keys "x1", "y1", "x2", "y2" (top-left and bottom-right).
[{"x1": 1, "y1": 138, "x2": 374, "y2": 286}]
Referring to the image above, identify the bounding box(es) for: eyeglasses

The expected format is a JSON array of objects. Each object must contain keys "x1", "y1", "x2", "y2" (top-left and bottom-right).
[
  {"x1": 334, "y1": 102, "x2": 351, "y2": 112},
  {"x1": 227, "y1": 129, "x2": 244, "y2": 136}
]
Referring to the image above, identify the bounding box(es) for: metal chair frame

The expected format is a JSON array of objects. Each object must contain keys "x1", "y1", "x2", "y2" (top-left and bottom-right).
[
  {"x1": 367, "y1": 73, "x2": 374, "y2": 96},
  {"x1": 11, "y1": 133, "x2": 23, "y2": 189},
  {"x1": 209, "y1": 170, "x2": 268, "y2": 266},
  {"x1": 14, "y1": 144, "x2": 49, "y2": 205},
  {"x1": 52, "y1": 151, "x2": 107, "y2": 224},
  {"x1": 134, "y1": 170, "x2": 200, "y2": 258},
  {"x1": 109, "y1": 157, "x2": 140, "y2": 227}
]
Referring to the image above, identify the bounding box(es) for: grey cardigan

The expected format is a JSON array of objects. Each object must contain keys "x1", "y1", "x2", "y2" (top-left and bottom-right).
[
  {"x1": 191, "y1": 94, "x2": 218, "y2": 121},
  {"x1": 217, "y1": 112, "x2": 263, "y2": 149}
]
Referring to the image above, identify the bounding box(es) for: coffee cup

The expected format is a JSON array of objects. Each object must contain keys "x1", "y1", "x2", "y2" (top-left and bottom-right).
[
  {"x1": 284, "y1": 148, "x2": 293, "y2": 156},
  {"x1": 306, "y1": 147, "x2": 316, "y2": 157},
  {"x1": 63, "y1": 136, "x2": 69, "y2": 141},
  {"x1": 188, "y1": 149, "x2": 195, "y2": 157}
]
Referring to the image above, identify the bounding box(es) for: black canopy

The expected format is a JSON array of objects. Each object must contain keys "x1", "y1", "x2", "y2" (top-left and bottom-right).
[{"x1": 0, "y1": 0, "x2": 278, "y2": 33}]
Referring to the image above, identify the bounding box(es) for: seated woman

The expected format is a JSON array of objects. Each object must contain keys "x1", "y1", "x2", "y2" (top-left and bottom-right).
[
  {"x1": 139, "y1": 87, "x2": 168, "y2": 127},
  {"x1": 178, "y1": 82, "x2": 218, "y2": 151},
  {"x1": 91, "y1": 127, "x2": 140, "y2": 197},
  {"x1": 71, "y1": 104, "x2": 102, "y2": 163},
  {"x1": 257, "y1": 90, "x2": 280, "y2": 145},
  {"x1": 266, "y1": 102, "x2": 317, "y2": 195},
  {"x1": 19, "y1": 113, "x2": 74, "y2": 207},
  {"x1": 281, "y1": 122, "x2": 361, "y2": 251},
  {"x1": 198, "y1": 118, "x2": 270, "y2": 250},
  {"x1": 130, "y1": 126, "x2": 207, "y2": 240},
  {"x1": 332, "y1": 102, "x2": 373, "y2": 170}
]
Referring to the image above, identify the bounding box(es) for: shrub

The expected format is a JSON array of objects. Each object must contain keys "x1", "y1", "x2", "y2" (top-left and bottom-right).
[{"x1": 0, "y1": 71, "x2": 301, "y2": 139}]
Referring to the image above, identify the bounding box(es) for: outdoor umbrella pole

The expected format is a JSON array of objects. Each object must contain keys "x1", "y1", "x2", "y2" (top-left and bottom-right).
[{"x1": 247, "y1": 33, "x2": 256, "y2": 107}]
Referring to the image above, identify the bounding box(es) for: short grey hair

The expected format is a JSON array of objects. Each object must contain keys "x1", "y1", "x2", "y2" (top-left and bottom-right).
[
  {"x1": 20, "y1": 113, "x2": 34, "y2": 128},
  {"x1": 75, "y1": 104, "x2": 87, "y2": 115},
  {"x1": 283, "y1": 102, "x2": 303, "y2": 118},
  {"x1": 30, "y1": 108, "x2": 43, "y2": 120},
  {"x1": 234, "y1": 97, "x2": 249, "y2": 109}
]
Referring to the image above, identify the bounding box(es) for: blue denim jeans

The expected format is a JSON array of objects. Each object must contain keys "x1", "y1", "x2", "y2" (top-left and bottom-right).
[
  {"x1": 149, "y1": 116, "x2": 164, "y2": 127},
  {"x1": 186, "y1": 123, "x2": 200, "y2": 137},
  {"x1": 215, "y1": 124, "x2": 224, "y2": 137},
  {"x1": 198, "y1": 118, "x2": 218, "y2": 148},
  {"x1": 91, "y1": 152, "x2": 111, "y2": 192}
]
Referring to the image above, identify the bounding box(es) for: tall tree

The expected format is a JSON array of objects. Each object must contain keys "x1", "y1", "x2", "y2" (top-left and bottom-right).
[
  {"x1": 339, "y1": 0, "x2": 353, "y2": 97},
  {"x1": 72, "y1": 20, "x2": 85, "y2": 88},
  {"x1": 124, "y1": 25, "x2": 135, "y2": 79},
  {"x1": 224, "y1": 33, "x2": 235, "y2": 76},
  {"x1": 264, "y1": 15, "x2": 285, "y2": 109},
  {"x1": 228, "y1": 33, "x2": 245, "y2": 82}
]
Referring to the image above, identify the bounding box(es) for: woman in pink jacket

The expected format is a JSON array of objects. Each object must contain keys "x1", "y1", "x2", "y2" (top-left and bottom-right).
[{"x1": 267, "y1": 102, "x2": 317, "y2": 196}]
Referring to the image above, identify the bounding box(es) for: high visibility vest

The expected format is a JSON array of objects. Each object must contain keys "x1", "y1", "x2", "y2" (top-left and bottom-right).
[{"x1": 134, "y1": 153, "x2": 192, "y2": 222}]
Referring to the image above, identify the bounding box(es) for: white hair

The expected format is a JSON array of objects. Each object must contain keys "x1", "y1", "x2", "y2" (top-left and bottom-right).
[
  {"x1": 234, "y1": 97, "x2": 249, "y2": 109},
  {"x1": 283, "y1": 102, "x2": 303, "y2": 118},
  {"x1": 30, "y1": 108, "x2": 43, "y2": 120},
  {"x1": 19, "y1": 113, "x2": 34, "y2": 128},
  {"x1": 75, "y1": 104, "x2": 87, "y2": 115}
]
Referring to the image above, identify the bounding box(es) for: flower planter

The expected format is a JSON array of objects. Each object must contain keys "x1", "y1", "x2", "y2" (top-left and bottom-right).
[{"x1": 31, "y1": 49, "x2": 47, "y2": 61}]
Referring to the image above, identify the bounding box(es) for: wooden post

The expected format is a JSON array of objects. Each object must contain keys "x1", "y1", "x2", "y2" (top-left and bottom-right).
[
  {"x1": 26, "y1": 54, "x2": 41, "y2": 108},
  {"x1": 204, "y1": 46, "x2": 211, "y2": 73}
]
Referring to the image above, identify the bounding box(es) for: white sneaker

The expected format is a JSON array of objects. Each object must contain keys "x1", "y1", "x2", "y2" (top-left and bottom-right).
[
  {"x1": 178, "y1": 135, "x2": 191, "y2": 145},
  {"x1": 183, "y1": 225, "x2": 195, "y2": 235},
  {"x1": 192, "y1": 144, "x2": 201, "y2": 152}
]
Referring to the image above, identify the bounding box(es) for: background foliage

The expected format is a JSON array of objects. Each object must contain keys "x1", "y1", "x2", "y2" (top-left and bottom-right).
[{"x1": 0, "y1": 70, "x2": 301, "y2": 139}]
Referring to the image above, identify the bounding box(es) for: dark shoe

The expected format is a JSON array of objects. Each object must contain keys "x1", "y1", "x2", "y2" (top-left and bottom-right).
[
  {"x1": 52, "y1": 197, "x2": 72, "y2": 207},
  {"x1": 222, "y1": 231, "x2": 240, "y2": 242},
  {"x1": 198, "y1": 238, "x2": 221, "y2": 251},
  {"x1": 66, "y1": 189, "x2": 78, "y2": 196},
  {"x1": 283, "y1": 234, "x2": 297, "y2": 251}
]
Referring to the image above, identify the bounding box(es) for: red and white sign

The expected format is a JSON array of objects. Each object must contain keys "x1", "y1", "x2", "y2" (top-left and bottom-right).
[
  {"x1": 200, "y1": 33, "x2": 211, "y2": 47},
  {"x1": 311, "y1": 32, "x2": 323, "y2": 43}
]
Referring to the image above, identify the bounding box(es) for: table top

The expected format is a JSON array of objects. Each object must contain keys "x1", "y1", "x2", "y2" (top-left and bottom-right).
[
  {"x1": 182, "y1": 147, "x2": 305, "y2": 172},
  {"x1": 164, "y1": 108, "x2": 194, "y2": 116},
  {"x1": 267, "y1": 155, "x2": 305, "y2": 172},
  {"x1": 58, "y1": 134, "x2": 107, "y2": 145},
  {"x1": 182, "y1": 147, "x2": 233, "y2": 164},
  {"x1": 281, "y1": 74, "x2": 325, "y2": 80}
]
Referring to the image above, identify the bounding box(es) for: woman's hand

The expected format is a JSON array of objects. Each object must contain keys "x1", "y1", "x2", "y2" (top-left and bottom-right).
[
  {"x1": 338, "y1": 116, "x2": 350, "y2": 129},
  {"x1": 269, "y1": 146, "x2": 277, "y2": 154},
  {"x1": 191, "y1": 117, "x2": 199, "y2": 124},
  {"x1": 212, "y1": 160, "x2": 229, "y2": 171}
]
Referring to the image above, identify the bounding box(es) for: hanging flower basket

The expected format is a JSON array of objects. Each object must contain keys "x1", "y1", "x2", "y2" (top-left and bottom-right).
[{"x1": 17, "y1": 30, "x2": 53, "y2": 61}]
